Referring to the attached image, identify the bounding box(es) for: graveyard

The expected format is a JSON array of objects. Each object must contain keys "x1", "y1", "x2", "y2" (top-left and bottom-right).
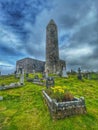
[
  {"x1": 0, "y1": 72, "x2": 98, "y2": 130},
  {"x1": 0, "y1": 0, "x2": 98, "y2": 129}
]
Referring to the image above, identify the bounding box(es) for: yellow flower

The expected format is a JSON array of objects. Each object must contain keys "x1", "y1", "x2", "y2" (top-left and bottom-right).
[
  {"x1": 51, "y1": 86, "x2": 66, "y2": 94},
  {"x1": 58, "y1": 89, "x2": 64, "y2": 93}
]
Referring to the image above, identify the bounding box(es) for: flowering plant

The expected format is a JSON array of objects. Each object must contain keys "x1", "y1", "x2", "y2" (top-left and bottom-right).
[{"x1": 46, "y1": 86, "x2": 74, "y2": 102}]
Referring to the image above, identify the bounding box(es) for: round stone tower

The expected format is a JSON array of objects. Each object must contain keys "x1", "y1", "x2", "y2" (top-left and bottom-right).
[{"x1": 45, "y1": 19, "x2": 59, "y2": 73}]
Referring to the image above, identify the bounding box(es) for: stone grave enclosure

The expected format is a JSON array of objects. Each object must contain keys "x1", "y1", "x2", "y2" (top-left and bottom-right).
[
  {"x1": 42, "y1": 90, "x2": 87, "y2": 119},
  {"x1": 32, "y1": 76, "x2": 55, "y2": 87}
]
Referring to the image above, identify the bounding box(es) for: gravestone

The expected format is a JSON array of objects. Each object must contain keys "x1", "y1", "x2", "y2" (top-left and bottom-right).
[
  {"x1": 26, "y1": 73, "x2": 34, "y2": 82},
  {"x1": 0, "y1": 71, "x2": 1, "y2": 76},
  {"x1": 77, "y1": 68, "x2": 82, "y2": 80},
  {"x1": 34, "y1": 75, "x2": 39, "y2": 79},
  {"x1": 0, "y1": 96, "x2": 3, "y2": 101},
  {"x1": 83, "y1": 72, "x2": 91, "y2": 79},
  {"x1": 26, "y1": 73, "x2": 29, "y2": 78},
  {"x1": 33, "y1": 69, "x2": 35, "y2": 74},
  {"x1": 9, "y1": 83, "x2": 16, "y2": 87},
  {"x1": 45, "y1": 69, "x2": 49, "y2": 78},
  {"x1": 33, "y1": 75, "x2": 40, "y2": 82},
  {"x1": 20, "y1": 69, "x2": 24, "y2": 85},
  {"x1": 46, "y1": 77, "x2": 55, "y2": 88},
  {"x1": 62, "y1": 67, "x2": 68, "y2": 77},
  {"x1": 87, "y1": 72, "x2": 91, "y2": 79}
]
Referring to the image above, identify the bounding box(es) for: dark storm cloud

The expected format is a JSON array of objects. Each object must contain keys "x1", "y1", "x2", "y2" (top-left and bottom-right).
[
  {"x1": 0, "y1": 43, "x2": 25, "y2": 59},
  {"x1": 0, "y1": 0, "x2": 98, "y2": 74},
  {"x1": 0, "y1": 0, "x2": 52, "y2": 74},
  {"x1": 58, "y1": 0, "x2": 98, "y2": 71}
]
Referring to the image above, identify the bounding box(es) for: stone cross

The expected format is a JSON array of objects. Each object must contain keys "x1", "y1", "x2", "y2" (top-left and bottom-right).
[{"x1": 77, "y1": 68, "x2": 82, "y2": 80}]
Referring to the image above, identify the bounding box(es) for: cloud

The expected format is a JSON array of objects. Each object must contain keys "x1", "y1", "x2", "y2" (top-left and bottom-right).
[
  {"x1": 0, "y1": 0, "x2": 98, "y2": 74},
  {"x1": 58, "y1": 0, "x2": 98, "y2": 71}
]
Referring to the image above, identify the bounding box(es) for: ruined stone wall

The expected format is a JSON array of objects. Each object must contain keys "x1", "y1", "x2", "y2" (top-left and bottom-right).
[{"x1": 16, "y1": 58, "x2": 45, "y2": 73}]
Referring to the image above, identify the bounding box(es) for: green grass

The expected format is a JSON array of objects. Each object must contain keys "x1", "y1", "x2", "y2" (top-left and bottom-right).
[{"x1": 0, "y1": 74, "x2": 98, "y2": 130}]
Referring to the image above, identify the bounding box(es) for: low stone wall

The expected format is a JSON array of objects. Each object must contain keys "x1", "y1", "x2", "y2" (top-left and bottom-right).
[
  {"x1": 33, "y1": 81, "x2": 45, "y2": 86},
  {"x1": 42, "y1": 90, "x2": 87, "y2": 119},
  {"x1": 26, "y1": 78, "x2": 34, "y2": 82},
  {"x1": 26, "y1": 77, "x2": 46, "y2": 86}
]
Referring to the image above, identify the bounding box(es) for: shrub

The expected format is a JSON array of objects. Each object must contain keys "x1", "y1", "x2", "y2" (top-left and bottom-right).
[{"x1": 46, "y1": 86, "x2": 74, "y2": 102}]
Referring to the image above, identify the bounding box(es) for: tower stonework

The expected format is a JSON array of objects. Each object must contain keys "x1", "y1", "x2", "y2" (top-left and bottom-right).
[
  {"x1": 16, "y1": 19, "x2": 66, "y2": 74},
  {"x1": 46, "y1": 19, "x2": 66, "y2": 73}
]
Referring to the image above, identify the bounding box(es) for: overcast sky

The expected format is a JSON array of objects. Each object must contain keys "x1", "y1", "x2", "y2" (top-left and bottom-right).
[{"x1": 0, "y1": 0, "x2": 98, "y2": 74}]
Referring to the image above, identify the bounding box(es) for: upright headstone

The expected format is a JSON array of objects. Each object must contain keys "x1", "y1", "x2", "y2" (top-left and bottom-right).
[
  {"x1": 45, "y1": 69, "x2": 49, "y2": 78},
  {"x1": 20, "y1": 69, "x2": 24, "y2": 85},
  {"x1": 0, "y1": 96, "x2": 3, "y2": 101},
  {"x1": 62, "y1": 67, "x2": 68, "y2": 77},
  {"x1": 46, "y1": 77, "x2": 55, "y2": 88},
  {"x1": 33, "y1": 75, "x2": 40, "y2": 83},
  {"x1": 33, "y1": 69, "x2": 35, "y2": 74},
  {"x1": 77, "y1": 68, "x2": 82, "y2": 80},
  {"x1": 87, "y1": 72, "x2": 90, "y2": 79},
  {"x1": 26, "y1": 73, "x2": 29, "y2": 78}
]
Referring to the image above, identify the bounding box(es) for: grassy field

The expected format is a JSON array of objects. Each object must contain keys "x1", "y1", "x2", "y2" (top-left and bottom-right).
[{"x1": 0, "y1": 74, "x2": 98, "y2": 130}]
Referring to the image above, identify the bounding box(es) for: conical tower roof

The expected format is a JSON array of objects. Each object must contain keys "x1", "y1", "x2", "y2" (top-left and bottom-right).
[
  {"x1": 49, "y1": 19, "x2": 56, "y2": 24},
  {"x1": 47, "y1": 19, "x2": 57, "y2": 28}
]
